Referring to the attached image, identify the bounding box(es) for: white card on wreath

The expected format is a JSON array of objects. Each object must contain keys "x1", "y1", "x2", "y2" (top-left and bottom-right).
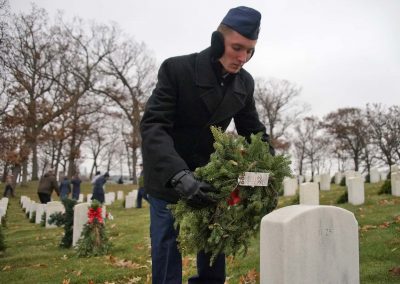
[{"x1": 238, "y1": 172, "x2": 269, "y2": 187}]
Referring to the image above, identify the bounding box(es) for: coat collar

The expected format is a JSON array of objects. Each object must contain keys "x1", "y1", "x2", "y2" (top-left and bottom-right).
[{"x1": 195, "y1": 47, "x2": 249, "y2": 125}]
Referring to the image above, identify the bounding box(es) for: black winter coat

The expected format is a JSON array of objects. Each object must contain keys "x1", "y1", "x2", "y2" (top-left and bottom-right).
[{"x1": 140, "y1": 47, "x2": 268, "y2": 203}]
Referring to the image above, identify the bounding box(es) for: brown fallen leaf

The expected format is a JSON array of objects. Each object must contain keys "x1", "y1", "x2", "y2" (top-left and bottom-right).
[
  {"x1": 134, "y1": 244, "x2": 145, "y2": 250},
  {"x1": 226, "y1": 255, "x2": 235, "y2": 265},
  {"x1": 108, "y1": 255, "x2": 117, "y2": 264},
  {"x1": 239, "y1": 268, "x2": 259, "y2": 284},
  {"x1": 2, "y1": 265, "x2": 12, "y2": 271},
  {"x1": 31, "y1": 263, "x2": 48, "y2": 268},
  {"x1": 108, "y1": 256, "x2": 147, "y2": 269},
  {"x1": 182, "y1": 256, "x2": 192, "y2": 269},
  {"x1": 62, "y1": 279, "x2": 70, "y2": 284},
  {"x1": 379, "y1": 221, "x2": 391, "y2": 229},
  {"x1": 360, "y1": 224, "x2": 377, "y2": 232},
  {"x1": 389, "y1": 266, "x2": 400, "y2": 276}
]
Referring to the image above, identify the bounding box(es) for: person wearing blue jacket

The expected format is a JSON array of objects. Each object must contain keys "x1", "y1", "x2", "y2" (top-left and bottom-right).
[
  {"x1": 59, "y1": 176, "x2": 71, "y2": 199},
  {"x1": 91, "y1": 172, "x2": 109, "y2": 204}
]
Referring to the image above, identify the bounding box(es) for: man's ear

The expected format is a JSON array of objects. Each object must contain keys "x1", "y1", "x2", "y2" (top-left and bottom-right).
[
  {"x1": 210, "y1": 31, "x2": 225, "y2": 59},
  {"x1": 247, "y1": 48, "x2": 255, "y2": 61}
]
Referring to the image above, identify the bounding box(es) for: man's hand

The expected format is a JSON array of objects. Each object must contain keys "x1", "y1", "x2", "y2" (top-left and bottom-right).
[{"x1": 171, "y1": 170, "x2": 217, "y2": 208}]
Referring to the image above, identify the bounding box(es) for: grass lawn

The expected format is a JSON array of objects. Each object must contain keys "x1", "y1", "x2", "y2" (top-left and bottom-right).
[{"x1": 0, "y1": 181, "x2": 399, "y2": 283}]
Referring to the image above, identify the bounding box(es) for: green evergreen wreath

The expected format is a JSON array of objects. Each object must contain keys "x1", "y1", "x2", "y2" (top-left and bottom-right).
[
  {"x1": 48, "y1": 198, "x2": 77, "y2": 248},
  {"x1": 169, "y1": 127, "x2": 291, "y2": 263},
  {"x1": 76, "y1": 200, "x2": 111, "y2": 257}
]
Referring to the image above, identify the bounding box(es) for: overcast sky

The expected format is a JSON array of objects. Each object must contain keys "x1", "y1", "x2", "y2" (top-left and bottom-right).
[{"x1": 10, "y1": 0, "x2": 400, "y2": 118}]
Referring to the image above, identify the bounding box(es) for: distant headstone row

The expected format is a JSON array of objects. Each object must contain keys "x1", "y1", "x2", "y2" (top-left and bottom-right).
[
  {"x1": 18, "y1": 188, "x2": 142, "y2": 247},
  {"x1": 283, "y1": 165, "x2": 400, "y2": 206}
]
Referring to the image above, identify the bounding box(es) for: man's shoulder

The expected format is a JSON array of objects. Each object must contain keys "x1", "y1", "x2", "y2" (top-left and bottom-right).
[{"x1": 162, "y1": 52, "x2": 198, "y2": 67}]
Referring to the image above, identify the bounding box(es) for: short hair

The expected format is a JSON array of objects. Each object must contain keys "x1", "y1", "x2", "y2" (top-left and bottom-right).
[{"x1": 217, "y1": 23, "x2": 234, "y2": 37}]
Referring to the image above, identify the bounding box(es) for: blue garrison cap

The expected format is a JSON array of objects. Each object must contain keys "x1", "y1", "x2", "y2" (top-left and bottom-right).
[{"x1": 221, "y1": 6, "x2": 261, "y2": 40}]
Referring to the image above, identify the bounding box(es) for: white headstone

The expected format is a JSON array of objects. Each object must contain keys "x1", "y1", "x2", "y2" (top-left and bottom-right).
[
  {"x1": 260, "y1": 205, "x2": 359, "y2": 284},
  {"x1": 347, "y1": 177, "x2": 364, "y2": 205},
  {"x1": 334, "y1": 172, "x2": 343, "y2": 185},
  {"x1": 0, "y1": 197, "x2": 9, "y2": 207},
  {"x1": 344, "y1": 170, "x2": 356, "y2": 186},
  {"x1": 78, "y1": 194, "x2": 84, "y2": 203},
  {"x1": 22, "y1": 197, "x2": 31, "y2": 211},
  {"x1": 319, "y1": 173, "x2": 331, "y2": 191},
  {"x1": 390, "y1": 164, "x2": 400, "y2": 173},
  {"x1": 369, "y1": 168, "x2": 380, "y2": 183},
  {"x1": 125, "y1": 195, "x2": 136, "y2": 209},
  {"x1": 380, "y1": 171, "x2": 388, "y2": 181},
  {"x1": 299, "y1": 182, "x2": 319, "y2": 205},
  {"x1": 109, "y1": 192, "x2": 116, "y2": 203},
  {"x1": 29, "y1": 202, "x2": 37, "y2": 219},
  {"x1": 73, "y1": 202, "x2": 90, "y2": 246},
  {"x1": 45, "y1": 201, "x2": 65, "y2": 228},
  {"x1": 391, "y1": 172, "x2": 400, "y2": 197},
  {"x1": 283, "y1": 177, "x2": 297, "y2": 196},
  {"x1": 0, "y1": 203, "x2": 7, "y2": 216},
  {"x1": 35, "y1": 204, "x2": 46, "y2": 224},
  {"x1": 0, "y1": 207, "x2": 5, "y2": 220},
  {"x1": 117, "y1": 190, "x2": 124, "y2": 200},
  {"x1": 0, "y1": 199, "x2": 8, "y2": 213},
  {"x1": 105, "y1": 193, "x2": 113, "y2": 205},
  {"x1": 25, "y1": 200, "x2": 33, "y2": 217}
]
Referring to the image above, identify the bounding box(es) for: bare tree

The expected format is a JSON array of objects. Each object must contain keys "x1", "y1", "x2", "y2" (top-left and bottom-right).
[
  {"x1": 366, "y1": 104, "x2": 400, "y2": 169},
  {"x1": 95, "y1": 27, "x2": 157, "y2": 182},
  {"x1": 293, "y1": 116, "x2": 326, "y2": 178},
  {"x1": 322, "y1": 108, "x2": 367, "y2": 172},
  {"x1": 254, "y1": 78, "x2": 309, "y2": 151}
]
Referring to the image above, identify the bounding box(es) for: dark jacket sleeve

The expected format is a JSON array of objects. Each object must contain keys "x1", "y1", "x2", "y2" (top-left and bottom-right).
[{"x1": 140, "y1": 59, "x2": 189, "y2": 188}]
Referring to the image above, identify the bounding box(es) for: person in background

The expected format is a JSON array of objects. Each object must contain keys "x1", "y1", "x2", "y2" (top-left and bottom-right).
[
  {"x1": 3, "y1": 174, "x2": 15, "y2": 198},
  {"x1": 59, "y1": 176, "x2": 71, "y2": 199},
  {"x1": 91, "y1": 172, "x2": 109, "y2": 204},
  {"x1": 140, "y1": 6, "x2": 274, "y2": 284},
  {"x1": 91, "y1": 171, "x2": 101, "y2": 185},
  {"x1": 71, "y1": 174, "x2": 82, "y2": 200},
  {"x1": 117, "y1": 176, "x2": 124, "y2": 184},
  {"x1": 37, "y1": 169, "x2": 59, "y2": 204},
  {"x1": 136, "y1": 164, "x2": 148, "y2": 208}
]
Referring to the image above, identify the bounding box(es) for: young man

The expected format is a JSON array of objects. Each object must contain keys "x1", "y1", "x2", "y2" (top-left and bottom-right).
[{"x1": 140, "y1": 6, "x2": 273, "y2": 284}]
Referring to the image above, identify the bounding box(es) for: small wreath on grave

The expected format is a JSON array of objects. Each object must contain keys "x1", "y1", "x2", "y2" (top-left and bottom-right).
[
  {"x1": 29, "y1": 212, "x2": 36, "y2": 223},
  {"x1": 48, "y1": 198, "x2": 77, "y2": 248},
  {"x1": 40, "y1": 212, "x2": 46, "y2": 227},
  {"x1": 76, "y1": 200, "x2": 111, "y2": 257},
  {"x1": 169, "y1": 127, "x2": 291, "y2": 263}
]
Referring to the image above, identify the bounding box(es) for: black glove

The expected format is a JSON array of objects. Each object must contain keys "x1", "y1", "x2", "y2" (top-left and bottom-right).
[{"x1": 171, "y1": 170, "x2": 217, "y2": 208}]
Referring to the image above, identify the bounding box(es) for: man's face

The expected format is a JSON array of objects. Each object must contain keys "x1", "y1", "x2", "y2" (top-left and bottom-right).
[{"x1": 219, "y1": 30, "x2": 257, "y2": 74}]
